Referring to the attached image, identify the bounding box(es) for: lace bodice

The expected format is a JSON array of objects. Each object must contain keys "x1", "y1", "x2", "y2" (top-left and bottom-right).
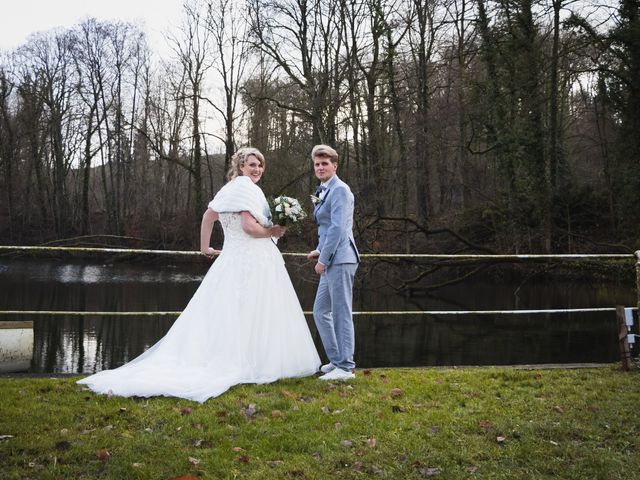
[
  {"x1": 218, "y1": 213, "x2": 252, "y2": 242},
  {"x1": 217, "y1": 213, "x2": 279, "y2": 264}
]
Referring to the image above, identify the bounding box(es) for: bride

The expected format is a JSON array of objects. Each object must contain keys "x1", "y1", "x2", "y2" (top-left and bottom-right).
[{"x1": 78, "y1": 148, "x2": 321, "y2": 402}]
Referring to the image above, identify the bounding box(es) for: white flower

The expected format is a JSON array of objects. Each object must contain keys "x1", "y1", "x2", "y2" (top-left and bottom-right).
[{"x1": 270, "y1": 195, "x2": 307, "y2": 226}]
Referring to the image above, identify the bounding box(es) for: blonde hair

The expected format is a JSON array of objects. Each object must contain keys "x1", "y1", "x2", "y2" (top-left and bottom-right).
[
  {"x1": 311, "y1": 144, "x2": 338, "y2": 163},
  {"x1": 227, "y1": 147, "x2": 265, "y2": 181}
]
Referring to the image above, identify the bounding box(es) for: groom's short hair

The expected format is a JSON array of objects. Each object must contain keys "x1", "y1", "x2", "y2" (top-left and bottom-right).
[{"x1": 311, "y1": 144, "x2": 338, "y2": 163}]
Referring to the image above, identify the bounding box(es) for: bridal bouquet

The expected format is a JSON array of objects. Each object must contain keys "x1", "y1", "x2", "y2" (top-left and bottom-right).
[{"x1": 270, "y1": 195, "x2": 308, "y2": 227}]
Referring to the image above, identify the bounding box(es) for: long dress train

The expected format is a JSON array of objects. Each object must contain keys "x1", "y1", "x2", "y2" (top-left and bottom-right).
[{"x1": 78, "y1": 212, "x2": 320, "y2": 402}]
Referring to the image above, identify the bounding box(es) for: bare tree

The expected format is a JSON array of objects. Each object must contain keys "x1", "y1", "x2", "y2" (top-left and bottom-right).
[
  {"x1": 0, "y1": 68, "x2": 16, "y2": 237},
  {"x1": 247, "y1": 0, "x2": 345, "y2": 145},
  {"x1": 407, "y1": 0, "x2": 443, "y2": 226},
  {"x1": 167, "y1": 0, "x2": 215, "y2": 223},
  {"x1": 14, "y1": 31, "x2": 82, "y2": 236},
  {"x1": 204, "y1": 0, "x2": 250, "y2": 182}
]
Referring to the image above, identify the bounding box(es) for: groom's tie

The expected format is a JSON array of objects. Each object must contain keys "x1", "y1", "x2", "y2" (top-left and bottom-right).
[{"x1": 315, "y1": 185, "x2": 326, "y2": 197}]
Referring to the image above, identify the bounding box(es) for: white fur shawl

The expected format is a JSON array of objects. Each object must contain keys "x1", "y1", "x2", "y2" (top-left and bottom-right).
[{"x1": 208, "y1": 176, "x2": 272, "y2": 227}]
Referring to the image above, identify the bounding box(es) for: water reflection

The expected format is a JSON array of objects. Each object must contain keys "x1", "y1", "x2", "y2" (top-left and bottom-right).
[{"x1": 0, "y1": 258, "x2": 635, "y2": 373}]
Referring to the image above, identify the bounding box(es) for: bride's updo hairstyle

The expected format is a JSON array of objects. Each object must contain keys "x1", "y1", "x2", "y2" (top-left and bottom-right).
[{"x1": 227, "y1": 147, "x2": 265, "y2": 181}]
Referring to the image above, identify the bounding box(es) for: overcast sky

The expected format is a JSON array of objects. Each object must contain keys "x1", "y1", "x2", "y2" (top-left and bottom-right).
[{"x1": 0, "y1": 0, "x2": 184, "y2": 53}]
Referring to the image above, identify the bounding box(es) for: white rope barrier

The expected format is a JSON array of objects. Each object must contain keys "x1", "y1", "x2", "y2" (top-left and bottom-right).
[
  {"x1": 0, "y1": 307, "x2": 635, "y2": 317},
  {"x1": 0, "y1": 245, "x2": 635, "y2": 260},
  {"x1": 0, "y1": 245, "x2": 202, "y2": 256},
  {"x1": 1, "y1": 246, "x2": 636, "y2": 320}
]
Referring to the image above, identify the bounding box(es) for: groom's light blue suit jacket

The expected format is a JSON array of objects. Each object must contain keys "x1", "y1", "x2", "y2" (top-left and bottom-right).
[{"x1": 314, "y1": 175, "x2": 360, "y2": 266}]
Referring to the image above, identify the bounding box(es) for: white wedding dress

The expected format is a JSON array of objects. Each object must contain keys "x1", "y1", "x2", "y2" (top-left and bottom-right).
[{"x1": 78, "y1": 212, "x2": 321, "y2": 402}]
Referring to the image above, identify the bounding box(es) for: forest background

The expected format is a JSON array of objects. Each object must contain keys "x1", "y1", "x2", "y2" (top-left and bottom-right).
[{"x1": 0, "y1": 0, "x2": 638, "y2": 258}]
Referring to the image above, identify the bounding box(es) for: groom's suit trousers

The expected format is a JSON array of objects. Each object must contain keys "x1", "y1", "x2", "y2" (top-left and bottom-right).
[{"x1": 313, "y1": 262, "x2": 358, "y2": 372}]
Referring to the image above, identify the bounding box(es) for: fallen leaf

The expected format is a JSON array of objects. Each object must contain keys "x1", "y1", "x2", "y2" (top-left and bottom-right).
[
  {"x1": 188, "y1": 457, "x2": 201, "y2": 466},
  {"x1": 243, "y1": 404, "x2": 257, "y2": 420},
  {"x1": 321, "y1": 406, "x2": 331, "y2": 414},
  {"x1": 417, "y1": 466, "x2": 441, "y2": 477},
  {"x1": 181, "y1": 407, "x2": 193, "y2": 416},
  {"x1": 390, "y1": 388, "x2": 404, "y2": 398},
  {"x1": 479, "y1": 420, "x2": 492, "y2": 430},
  {"x1": 271, "y1": 410, "x2": 282, "y2": 418},
  {"x1": 312, "y1": 451, "x2": 322, "y2": 460},
  {"x1": 553, "y1": 405, "x2": 564, "y2": 414},
  {"x1": 340, "y1": 439, "x2": 353, "y2": 448},
  {"x1": 353, "y1": 461, "x2": 365, "y2": 471},
  {"x1": 496, "y1": 436, "x2": 506, "y2": 444},
  {"x1": 96, "y1": 448, "x2": 110, "y2": 461},
  {"x1": 119, "y1": 407, "x2": 127, "y2": 413},
  {"x1": 237, "y1": 455, "x2": 250, "y2": 463},
  {"x1": 281, "y1": 389, "x2": 297, "y2": 399},
  {"x1": 534, "y1": 373, "x2": 542, "y2": 380},
  {"x1": 368, "y1": 465, "x2": 384, "y2": 475},
  {"x1": 363, "y1": 370, "x2": 372, "y2": 376},
  {"x1": 232, "y1": 447, "x2": 246, "y2": 452},
  {"x1": 549, "y1": 440, "x2": 559, "y2": 446},
  {"x1": 0, "y1": 435, "x2": 14, "y2": 441},
  {"x1": 132, "y1": 462, "x2": 144, "y2": 468},
  {"x1": 366, "y1": 438, "x2": 377, "y2": 448},
  {"x1": 193, "y1": 439, "x2": 213, "y2": 448},
  {"x1": 266, "y1": 460, "x2": 284, "y2": 467},
  {"x1": 391, "y1": 405, "x2": 404, "y2": 413}
]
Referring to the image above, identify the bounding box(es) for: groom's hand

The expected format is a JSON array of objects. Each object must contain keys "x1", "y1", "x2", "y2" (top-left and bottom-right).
[{"x1": 307, "y1": 250, "x2": 325, "y2": 274}]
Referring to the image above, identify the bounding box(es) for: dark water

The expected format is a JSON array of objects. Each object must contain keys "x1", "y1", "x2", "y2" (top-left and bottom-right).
[{"x1": 0, "y1": 257, "x2": 636, "y2": 373}]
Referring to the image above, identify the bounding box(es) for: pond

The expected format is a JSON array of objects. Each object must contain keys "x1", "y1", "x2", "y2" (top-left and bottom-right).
[{"x1": 0, "y1": 257, "x2": 636, "y2": 374}]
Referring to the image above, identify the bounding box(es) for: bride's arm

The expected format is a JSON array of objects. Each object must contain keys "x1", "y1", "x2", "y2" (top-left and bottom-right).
[
  {"x1": 200, "y1": 208, "x2": 220, "y2": 256},
  {"x1": 240, "y1": 211, "x2": 286, "y2": 238}
]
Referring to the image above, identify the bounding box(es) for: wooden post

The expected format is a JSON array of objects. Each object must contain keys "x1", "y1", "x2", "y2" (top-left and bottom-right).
[
  {"x1": 636, "y1": 250, "x2": 640, "y2": 342},
  {"x1": 616, "y1": 306, "x2": 632, "y2": 371}
]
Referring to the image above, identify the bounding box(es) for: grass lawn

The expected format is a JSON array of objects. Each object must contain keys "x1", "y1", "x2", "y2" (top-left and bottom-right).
[{"x1": 1, "y1": 365, "x2": 639, "y2": 479}]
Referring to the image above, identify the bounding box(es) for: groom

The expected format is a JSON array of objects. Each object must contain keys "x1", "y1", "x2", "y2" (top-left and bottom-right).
[{"x1": 307, "y1": 145, "x2": 360, "y2": 381}]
